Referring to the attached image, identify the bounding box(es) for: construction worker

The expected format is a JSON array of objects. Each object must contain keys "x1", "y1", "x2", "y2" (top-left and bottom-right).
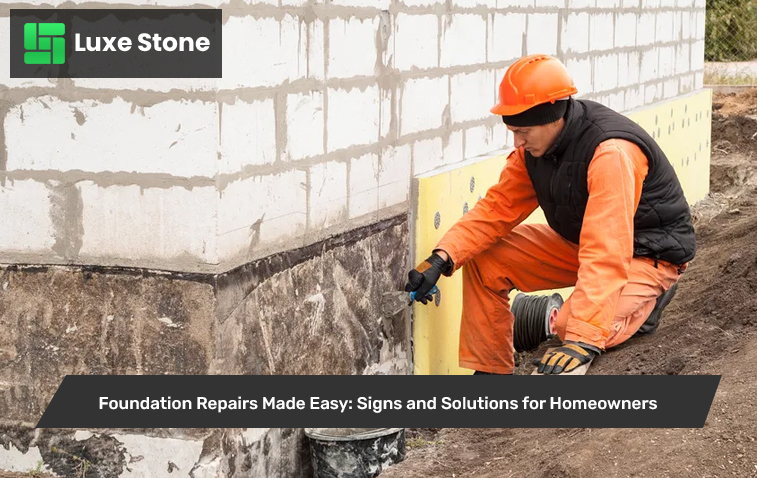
[{"x1": 405, "y1": 54, "x2": 696, "y2": 375}]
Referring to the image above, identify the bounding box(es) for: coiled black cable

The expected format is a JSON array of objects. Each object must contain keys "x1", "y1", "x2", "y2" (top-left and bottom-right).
[{"x1": 512, "y1": 293, "x2": 563, "y2": 352}]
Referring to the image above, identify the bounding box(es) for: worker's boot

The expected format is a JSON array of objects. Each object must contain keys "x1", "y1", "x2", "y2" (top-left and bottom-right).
[{"x1": 634, "y1": 283, "x2": 679, "y2": 336}]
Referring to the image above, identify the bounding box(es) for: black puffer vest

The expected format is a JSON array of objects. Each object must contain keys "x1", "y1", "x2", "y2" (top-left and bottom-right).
[{"x1": 524, "y1": 99, "x2": 696, "y2": 265}]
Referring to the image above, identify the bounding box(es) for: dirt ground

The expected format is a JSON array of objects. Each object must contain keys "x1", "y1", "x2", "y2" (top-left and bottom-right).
[{"x1": 382, "y1": 90, "x2": 757, "y2": 478}]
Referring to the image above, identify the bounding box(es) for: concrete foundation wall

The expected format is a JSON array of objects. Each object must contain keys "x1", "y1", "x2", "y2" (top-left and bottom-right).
[
  {"x1": 0, "y1": 0, "x2": 706, "y2": 274},
  {"x1": 0, "y1": 216, "x2": 408, "y2": 477}
]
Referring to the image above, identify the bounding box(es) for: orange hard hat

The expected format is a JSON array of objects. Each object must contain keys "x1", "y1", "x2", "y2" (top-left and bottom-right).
[{"x1": 491, "y1": 54, "x2": 578, "y2": 117}]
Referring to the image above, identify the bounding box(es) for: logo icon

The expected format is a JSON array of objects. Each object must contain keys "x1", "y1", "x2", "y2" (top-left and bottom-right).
[{"x1": 24, "y1": 22, "x2": 65, "y2": 65}]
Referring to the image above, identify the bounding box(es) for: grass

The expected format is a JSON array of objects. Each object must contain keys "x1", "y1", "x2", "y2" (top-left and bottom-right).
[
  {"x1": 406, "y1": 436, "x2": 442, "y2": 449},
  {"x1": 704, "y1": 71, "x2": 757, "y2": 86},
  {"x1": 50, "y1": 447, "x2": 91, "y2": 478}
]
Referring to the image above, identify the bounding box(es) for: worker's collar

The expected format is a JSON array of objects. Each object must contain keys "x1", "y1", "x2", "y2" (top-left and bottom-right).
[{"x1": 538, "y1": 98, "x2": 583, "y2": 160}]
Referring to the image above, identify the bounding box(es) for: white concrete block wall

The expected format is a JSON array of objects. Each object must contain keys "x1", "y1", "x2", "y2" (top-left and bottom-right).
[
  {"x1": 527, "y1": 13, "x2": 559, "y2": 56},
  {"x1": 400, "y1": 76, "x2": 449, "y2": 136},
  {"x1": 440, "y1": 14, "x2": 487, "y2": 67},
  {"x1": 328, "y1": 86, "x2": 381, "y2": 152},
  {"x1": 0, "y1": 1, "x2": 709, "y2": 272},
  {"x1": 329, "y1": 17, "x2": 379, "y2": 78},
  {"x1": 5, "y1": 97, "x2": 217, "y2": 177},
  {"x1": 78, "y1": 183, "x2": 218, "y2": 265},
  {"x1": 394, "y1": 14, "x2": 439, "y2": 71},
  {"x1": 219, "y1": 99, "x2": 277, "y2": 174}
]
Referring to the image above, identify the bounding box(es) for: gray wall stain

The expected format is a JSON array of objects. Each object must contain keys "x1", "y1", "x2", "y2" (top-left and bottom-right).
[{"x1": 46, "y1": 181, "x2": 84, "y2": 262}]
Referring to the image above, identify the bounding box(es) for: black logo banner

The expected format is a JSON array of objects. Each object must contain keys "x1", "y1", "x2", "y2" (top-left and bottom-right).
[
  {"x1": 10, "y1": 9, "x2": 222, "y2": 78},
  {"x1": 36, "y1": 375, "x2": 720, "y2": 428}
]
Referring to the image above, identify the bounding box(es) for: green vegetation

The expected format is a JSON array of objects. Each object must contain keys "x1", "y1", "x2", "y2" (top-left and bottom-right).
[{"x1": 706, "y1": 0, "x2": 757, "y2": 61}]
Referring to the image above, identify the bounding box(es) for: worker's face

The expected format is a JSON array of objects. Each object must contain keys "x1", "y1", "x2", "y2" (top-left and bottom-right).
[{"x1": 507, "y1": 118, "x2": 565, "y2": 158}]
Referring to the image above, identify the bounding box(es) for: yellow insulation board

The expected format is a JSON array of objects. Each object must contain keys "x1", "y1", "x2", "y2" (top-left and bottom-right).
[{"x1": 412, "y1": 90, "x2": 713, "y2": 375}]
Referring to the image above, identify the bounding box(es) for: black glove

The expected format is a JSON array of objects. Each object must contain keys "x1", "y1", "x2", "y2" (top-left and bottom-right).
[
  {"x1": 405, "y1": 252, "x2": 452, "y2": 304},
  {"x1": 537, "y1": 342, "x2": 598, "y2": 374}
]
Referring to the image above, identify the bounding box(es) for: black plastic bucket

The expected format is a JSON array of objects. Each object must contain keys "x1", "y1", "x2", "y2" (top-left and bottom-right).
[{"x1": 304, "y1": 428, "x2": 406, "y2": 478}]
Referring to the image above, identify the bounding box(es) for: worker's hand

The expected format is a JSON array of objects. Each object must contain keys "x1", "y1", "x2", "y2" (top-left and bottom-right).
[
  {"x1": 405, "y1": 253, "x2": 451, "y2": 304},
  {"x1": 537, "y1": 342, "x2": 597, "y2": 374}
]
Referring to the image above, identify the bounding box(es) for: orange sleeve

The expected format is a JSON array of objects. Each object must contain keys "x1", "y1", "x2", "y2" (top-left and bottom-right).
[
  {"x1": 435, "y1": 148, "x2": 539, "y2": 271},
  {"x1": 563, "y1": 139, "x2": 649, "y2": 349}
]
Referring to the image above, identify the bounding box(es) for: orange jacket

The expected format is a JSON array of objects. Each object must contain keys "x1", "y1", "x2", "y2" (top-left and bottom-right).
[{"x1": 436, "y1": 139, "x2": 649, "y2": 349}]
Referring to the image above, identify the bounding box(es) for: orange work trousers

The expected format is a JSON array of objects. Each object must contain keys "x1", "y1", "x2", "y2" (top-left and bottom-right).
[{"x1": 459, "y1": 223, "x2": 684, "y2": 374}]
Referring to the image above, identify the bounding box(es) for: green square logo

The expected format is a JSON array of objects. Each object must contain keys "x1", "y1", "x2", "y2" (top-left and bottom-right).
[{"x1": 24, "y1": 22, "x2": 65, "y2": 65}]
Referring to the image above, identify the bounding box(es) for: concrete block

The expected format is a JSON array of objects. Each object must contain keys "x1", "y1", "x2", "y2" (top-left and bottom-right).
[
  {"x1": 379, "y1": 145, "x2": 411, "y2": 209},
  {"x1": 691, "y1": 40, "x2": 704, "y2": 71},
  {"x1": 5, "y1": 97, "x2": 217, "y2": 177},
  {"x1": 285, "y1": 91, "x2": 325, "y2": 161},
  {"x1": 440, "y1": 14, "x2": 487, "y2": 67},
  {"x1": 219, "y1": 99, "x2": 277, "y2": 174},
  {"x1": 663, "y1": 78, "x2": 679, "y2": 99},
  {"x1": 451, "y1": 70, "x2": 495, "y2": 124},
  {"x1": 644, "y1": 82, "x2": 661, "y2": 104},
  {"x1": 413, "y1": 137, "x2": 444, "y2": 176},
  {"x1": 625, "y1": 85, "x2": 645, "y2": 111},
  {"x1": 329, "y1": 17, "x2": 379, "y2": 78},
  {"x1": 655, "y1": 12, "x2": 675, "y2": 43},
  {"x1": 568, "y1": 0, "x2": 594, "y2": 7},
  {"x1": 596, "y1": 0, "x2": 621, "y2": 6},
  {"x1": 675, "y1": 43, "x2": 690, "y2": 75},
  {"x1": 493, "y1": 123, "x2": 509, "y2": 151},
  {"x1": 221, "y1": 15, "x2": 323, "y2": 89},
  {"x1": 566, "y1": 57, "x2": 593, "y2": 96},
  {"x1": 695, "y1": 11, "x2": 706, "y2": 39},
  {"x1": 0, "y1": 18, "x2": 51, "y2": 88},
  {"x1": 607, "y1": 91, "x2": 625, "y2": 112},
  {"x1": 328, "y1": 86, "x2": 381, "y2": 152},
  {"x1": 490, "y1": 13, "x2": 526, "y2": 62},
  {"x1": 561, "y1": 13, "x2": 590, "y2": 55},
  {"x1": 672, "y1": 11, "x2": 683, "y2": 41},
  {"x1": 453, "y1": 0, "x2": 497, "y2": 6},
  {"x1": 660, "y1": 0, "x2": 675, "y2": 6},
  {"x1": 498, "y1": 0, "x2": 533, "y2": 5},
  {"x1": 309, "y1": 161, "x2": 348, "y2": 230},
  {"x1": 640, "y1": 48, "x2": 659, "y2": 82},
  {"x1": 617, "y1": 52, "x2": 630, "y2": 87},
  {"x1": 72, "y1": 77, "x2": 216, "y2": 92},
  {"x1": 465, "y1": 124, "x2": 499, "y2": 159},
  {"x1": 330, "y1": 0, "x2": 391, "y2": 6},
  {"x1": 681, "y1": 11, "x2": 693, "y2": 39},
  {"x1": 400, "y1": 76, "x2": 449, "y2": 136},
  {"x1": 217, "y1": 171, "x2": 307, "y2": 260},
  {"x1": 537, "y1": 0, "x2": 565, "y2": 6},
  {"x1": 621, "y1": 0, "x2": 639, "y2": 6},
  {"x1": 79, "y1": 183, "x2": 218, "y2": 264},
  {"x1": 680, "y1": 73, "x2": 694, "y2": 93},
  {"x1": 443, "y1": 130, "x2": 465, "y2": 166},
  {"x1": 527, "y1": 13, "x2": 559, "y2": 56},
  {"x1": 695, "y1": 71, "x2": 703, "y2": 89},
  {"x1": 403, "y1": 0, "x2": 442, "y2": 5},
  {"x1": 590, "y1": 13, "x2": 614, "y2": 52},
  {"x1": 615, "y1": 13, "x2": 637, "y2": 48},
  {"x1": 636, "y1": 13, "x2": 656, "y2": 46},
  {"x1": 0, "y1": 180, "x2": 55, "y2": 253},
  {"x1": 380, "y1": 88, "x2": 394, "y2": 139},
  {"x1": 658, "y1": 46, "x2": 675, "y2": 77},
  {"x1": 627, "y1": 51, "x2": 641, "y2": 86},
  {"x1": 349, "y1": 153, "x2": 379, "y2": 219},
  {"x1": 593, "y1": 54, "x2": 618, "y2": 92},
  {"x1": 394, "y1": 14, "x2": 439, "y2": 71},
  {"x1": 642, "y1": 0, "x2": 660, "y2": 7},
  {"x1": 693, "y1": 0, "x2": 705, "y2": 7}
]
